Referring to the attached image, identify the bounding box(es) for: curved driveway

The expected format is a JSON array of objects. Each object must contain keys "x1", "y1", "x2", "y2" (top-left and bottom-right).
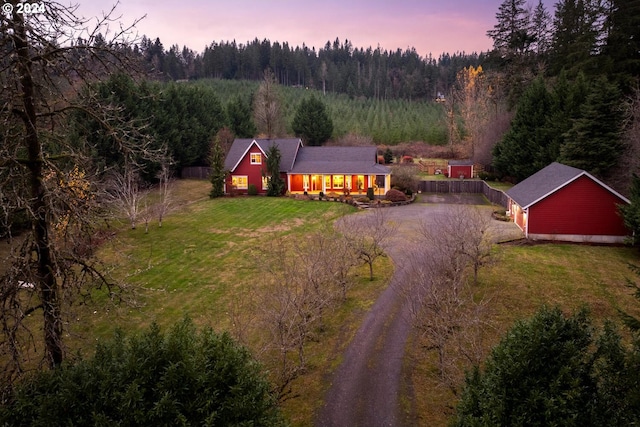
[{"x1": 315, "y1": 194, "x2": 522, "y2": 427}]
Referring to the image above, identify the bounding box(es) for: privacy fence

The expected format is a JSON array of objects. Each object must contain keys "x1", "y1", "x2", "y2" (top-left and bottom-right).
[
  {"x1": 419, "y1": 180, "x2": 509, "y2": 208},
  {"x1": 181, "y1": 166, "x2": 212, "y2": 180}
]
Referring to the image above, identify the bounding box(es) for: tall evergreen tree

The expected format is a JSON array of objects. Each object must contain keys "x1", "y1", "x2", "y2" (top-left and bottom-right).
[
  {"x1": 549, "y1": 0, "x2": 602, "y2": 76},
  {"x1": 291, "y1": 95, "x2": 334, "y2": 146},
  {"x1": 601, "y1": 0, "x2": 640, "y2": 92},
  {"x1": 492, "y1": 78, "x2": 556, "y2": 181},
  {"x1": 209, "y1": 138, "x2": 226, "y2": 198},
  {"x1": 619, "y1": 174, "x2": 640, "y2": 247},
  {"x1": 226, "y1": 96, "x2": 257, "y2": 138},
  {"x1": 543, "y1": 71, "x2": 589, "y2": 162},
  {"x1": 487, "y1": 0, "x2": 533, "y2": 57},
  {"x1": 530, "y1": 0, "x2": 553, "y2": 56},
  {"x1": 486, "y1": 0, "x2": 537, "y2": 106},
  {"x1": 559, "y1": 76, "x2": 624, "y2": 178},
  {"x1": 265, "y1": 145, "x2": 285, "y2": 196}
]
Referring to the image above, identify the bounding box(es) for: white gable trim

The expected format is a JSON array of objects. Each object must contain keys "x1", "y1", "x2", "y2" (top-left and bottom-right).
[
  {"x1": 288, "y1": 140, "x2": 303, "y2": 171},
  {"x1": 522, "y1": 171, "x2": 630, "y2": 209},
  {"x1": 229, "y1": 140, "x2": 268, "y2": 172}
]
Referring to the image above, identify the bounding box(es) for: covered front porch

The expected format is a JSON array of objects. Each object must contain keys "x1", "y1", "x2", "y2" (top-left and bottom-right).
[{"x1": 287, "y1": 173, "x2": 391, "y2": 196}]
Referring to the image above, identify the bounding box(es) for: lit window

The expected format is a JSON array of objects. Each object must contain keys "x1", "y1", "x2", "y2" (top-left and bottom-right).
[
  {"x1": 325, "y1": 175, "x2": 331, "y2": 189},
  {"x1": 262, "y1": 176, "x2": 269, "y2": 190},
  {"x1": 332, "y1": 175, "x2": 344, "y2": 189},
  {"x1": 250, "y1": 153, "x2": 262, "y2": 164},
  {"x1": 232, "y1": 176, "x2": 248, "y2": 190}
]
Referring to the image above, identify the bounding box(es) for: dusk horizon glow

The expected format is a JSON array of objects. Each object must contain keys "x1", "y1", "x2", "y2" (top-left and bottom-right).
[{"x1": 77, "y1": 0, "x2": 555, "y2": 59}]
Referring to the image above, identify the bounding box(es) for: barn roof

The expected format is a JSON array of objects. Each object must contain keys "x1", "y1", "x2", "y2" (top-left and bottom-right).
[
  {"x1": 289, "y1": 146, "x2": 391, "y2": 175},
  {"x1": 448, "y1": 159, "x2": 474, "y2": 166},
  {"x1": 224, "y1": 138, "x2": 302, "y2": 172},
  {"x1": 506, "y1": 162, "x2": 629, "y2": 209}
]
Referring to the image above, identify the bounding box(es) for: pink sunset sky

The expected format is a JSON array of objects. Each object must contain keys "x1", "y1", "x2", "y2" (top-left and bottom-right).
[{"x1": 77, "y1": 0, "x2": 555, "y2": 58}]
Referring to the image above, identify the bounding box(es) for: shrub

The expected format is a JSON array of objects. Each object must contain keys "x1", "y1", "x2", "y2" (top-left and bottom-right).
[
  {"x1": 401, "y1": 155, "x2": 414, "y2": 163},
  {"x1": 385, "y1": 189, "x2": 407, "y2": 202},
  {"x1": 478, "y1": 171, "x2": 497, "y2": 181},
  {"x1": 248, "y1": 183, "x2": 258, "y2": 196},
  {"x1": 0, "y1": 318, "x2": 284, "y2": 427},
  {"x1": 453, "y1": 306, "x2": 640, "y2": 427},
  {"x1": 367, "y1": 187, "x2": 375, "y2": 200},
  {"x1": 390, "y1": 165, "x2": 420, "y2": 194}
]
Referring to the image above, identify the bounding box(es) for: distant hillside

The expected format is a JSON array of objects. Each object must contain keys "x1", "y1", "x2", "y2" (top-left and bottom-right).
[{"x1": 191, "y1": 79, "x2": 448, "y2": 145}]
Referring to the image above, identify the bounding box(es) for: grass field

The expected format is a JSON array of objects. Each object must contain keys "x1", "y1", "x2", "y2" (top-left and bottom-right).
[{"x1": 68, "y1": 179, "x2": 392, "y2": 426}]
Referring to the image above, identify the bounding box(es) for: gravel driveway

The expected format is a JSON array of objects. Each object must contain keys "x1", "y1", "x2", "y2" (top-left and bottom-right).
[{"x1": 315, "y1": 194, "x2": 522, "y2": 427}]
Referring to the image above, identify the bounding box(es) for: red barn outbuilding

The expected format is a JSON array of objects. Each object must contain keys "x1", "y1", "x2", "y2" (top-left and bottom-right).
[
  {"x1": 506, "y1": 162, "x2": 630, "y2": 243},
  {"x1": 447, "y1": 160, "x2": 474, "y2": 179}
]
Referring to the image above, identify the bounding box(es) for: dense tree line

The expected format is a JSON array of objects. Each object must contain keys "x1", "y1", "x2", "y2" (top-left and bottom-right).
[
  {"x1": 128, "y1": 35, "x2": 486, "y2": 101},
  {"x1": 486, "y1": 0, "x2": 639, "y2": 185},
  {"x1": 72, "y1": 74, "x2": 227, "y2": 179}
]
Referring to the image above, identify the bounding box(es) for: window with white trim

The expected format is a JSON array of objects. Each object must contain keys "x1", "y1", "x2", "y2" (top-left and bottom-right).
[
  {"x1": 262, "y1": 176, "x2": 269, "y2": 190},
  {"x1": 232, "y1": 176, "x2": 248, "y2": 190},
  {"x1": 250, "y1": 153, "x2": 262, "y2": 164}
]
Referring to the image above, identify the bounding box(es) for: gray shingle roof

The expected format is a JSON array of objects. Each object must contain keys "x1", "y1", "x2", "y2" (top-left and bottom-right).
[
  {"x1": 506, "y1": 162, "x2": 629, "y2": 208},
  {"x1": 448, "y1": 159, "x2": 474, "y2": 166},
  {"x1": 289, "y1": 146, "x2": 391, "y2": 175},
  {"x1": 224, "y1": 138, "x2": 301, "y2": 172}
]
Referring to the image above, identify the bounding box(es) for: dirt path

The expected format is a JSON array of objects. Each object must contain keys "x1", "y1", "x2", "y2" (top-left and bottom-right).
[{"x1": 315, "y1": 195, "x2": 522, "y2": 427}]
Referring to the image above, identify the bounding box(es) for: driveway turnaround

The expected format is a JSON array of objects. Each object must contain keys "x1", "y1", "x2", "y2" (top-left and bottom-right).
[{"x1": 315, "y1": 194, "x2": 522, "y2": 427}]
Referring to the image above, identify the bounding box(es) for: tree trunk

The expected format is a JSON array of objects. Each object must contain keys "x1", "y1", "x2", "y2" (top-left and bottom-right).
[{"x1": 16, "y1": 12, "x2": 64, "y2": 368}]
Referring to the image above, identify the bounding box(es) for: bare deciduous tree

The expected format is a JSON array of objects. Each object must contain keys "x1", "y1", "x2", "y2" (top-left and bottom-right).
[
  {"x1": 340, "y1": 207, "x2": 396, "y2": 281},
  {"x1": 449, "y1": 66, "x2": 493, "y2": 160},
  {"x1": 107, "y1": 165, "x2": 147, "y2": 230},
  {"x1": 155, "y1": 163, "x2": 173, "y2": 227},
  {"x1": 0, "y1": 1, "x2": 149, "y2": 382},
  {"x1": 253, "y1": 68, "x2": 284, "y2": 138},
  {"x1": 248, "y1": 229, "x2": 358, "y2": 400},
  {"x1": 399, "y1": 206, "x2": 495, "y2": 391}
]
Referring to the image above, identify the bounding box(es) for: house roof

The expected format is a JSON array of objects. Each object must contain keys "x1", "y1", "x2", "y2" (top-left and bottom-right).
[
  {"x1": 224, "y1": 138, "x2": 302, "y2": 172},
  {"x1": 506, "y1": 162, "x2": 630, "y2": 209},
  {"x1": 448, "y1": 159, "x2": 474, "y2": 166},
  {"x1": 289, "y1": 146, "x2": 391, "y2": 175}
]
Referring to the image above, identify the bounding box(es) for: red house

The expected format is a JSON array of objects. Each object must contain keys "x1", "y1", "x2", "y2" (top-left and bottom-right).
[
  {"x1": 224, "y1": 138, "x2": 301, "y2": 195},
  {"x1": 506, "y1": 162, "x2": 630, "y2": 243},
  {"x1": 447, "y1": 160, "x2": 474, "y2": 179},
  {"x1": 224, "y1": 138, "x2": 391, "y2": 196}
]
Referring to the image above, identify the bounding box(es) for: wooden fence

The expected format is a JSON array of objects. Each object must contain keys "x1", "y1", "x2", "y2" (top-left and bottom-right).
[
  {"x1": 419, "y1": 180, "x2": 509, "y2": 208},
  {"x1": 181, "y1": 166, "x2": 212, "y2": 180}
]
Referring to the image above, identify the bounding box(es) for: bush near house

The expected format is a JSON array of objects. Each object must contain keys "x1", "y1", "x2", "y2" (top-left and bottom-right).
[{"x1": 385, "y1": 189, "x2": 407, "y2": 202}]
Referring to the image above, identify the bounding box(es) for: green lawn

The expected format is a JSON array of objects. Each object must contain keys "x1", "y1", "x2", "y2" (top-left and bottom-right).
[
  {"x1": 69, "y1": 181, "x2": 392, "y2": 426},
  {"x1": 87, "y1": 188, "x2": 357, "y2": 331}
]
